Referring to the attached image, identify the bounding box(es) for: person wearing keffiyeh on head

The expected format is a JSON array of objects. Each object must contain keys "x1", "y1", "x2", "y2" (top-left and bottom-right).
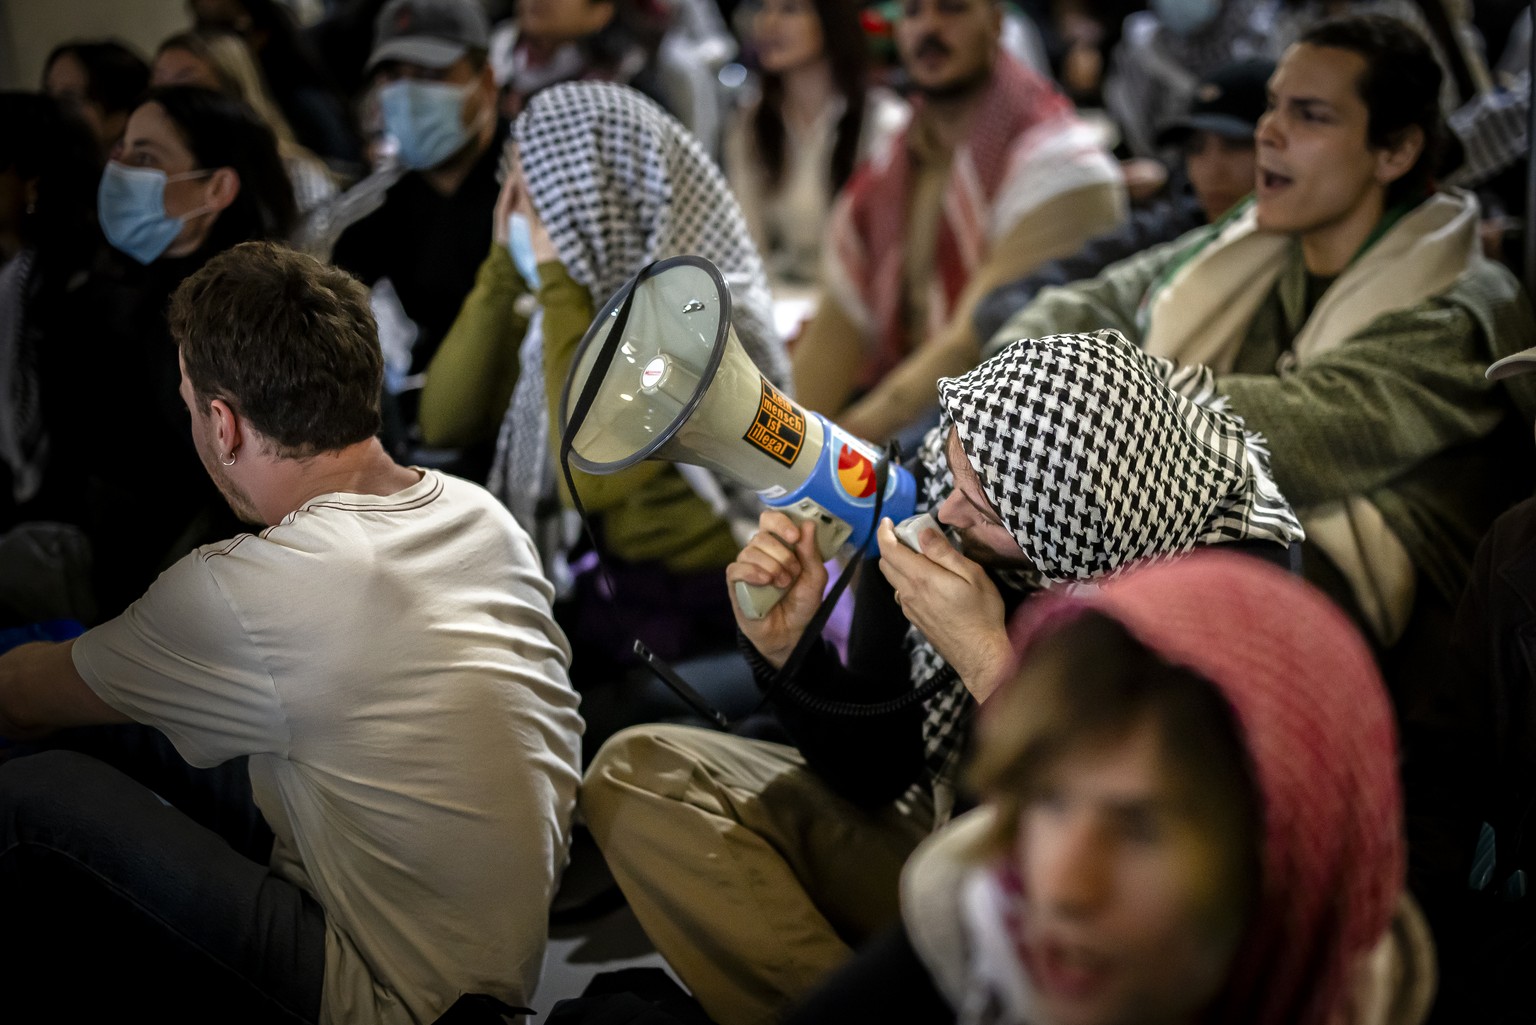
[
  {"x1": 419, "y1": 81, "x2": 789, "y2": 696},
  {"x1": 581, "y1": 329, "x2": 1303, "y2": 1025}
]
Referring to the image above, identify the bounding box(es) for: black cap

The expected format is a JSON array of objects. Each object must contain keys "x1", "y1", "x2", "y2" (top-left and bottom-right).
[
  {"x1": 1155, "y1": 58, "x2": 1275, "y2": 148},
  {"x1": 367, "y1": 0, "x2": 490, "y2": 73}
]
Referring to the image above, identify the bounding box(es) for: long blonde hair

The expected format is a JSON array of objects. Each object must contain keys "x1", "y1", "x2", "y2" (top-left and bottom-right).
[{"x1": 157, "y1": 29, "x2": 303, "y2": 156}]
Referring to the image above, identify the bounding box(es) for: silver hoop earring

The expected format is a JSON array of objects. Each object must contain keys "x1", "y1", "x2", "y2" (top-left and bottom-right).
[{"x1": 221, "y1": 453, "x2": 237, "y2": 466}]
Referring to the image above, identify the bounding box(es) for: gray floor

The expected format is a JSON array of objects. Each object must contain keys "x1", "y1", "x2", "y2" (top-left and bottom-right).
[
  {"x1": 532, "y1": 904, "x2": 675, "y2": 1017},
  {"x1": 529, "y1": 826, "x2": 683, "y2": 1018}
]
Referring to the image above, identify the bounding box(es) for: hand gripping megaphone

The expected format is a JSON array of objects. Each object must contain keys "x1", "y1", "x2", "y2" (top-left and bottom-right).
[{"x1": 560, "y1": 255, "x2": 916, "y2": 619}]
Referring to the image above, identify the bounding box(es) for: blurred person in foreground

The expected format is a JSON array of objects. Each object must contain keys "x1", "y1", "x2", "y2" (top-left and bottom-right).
[{"x1": 789, "y1": 552, "x2": 1432, "y2": 1025}]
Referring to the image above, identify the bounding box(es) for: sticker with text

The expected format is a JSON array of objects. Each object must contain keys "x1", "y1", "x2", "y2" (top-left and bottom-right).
[{"x1": 743, "y1": 378, "x2": 805, "y2": 467}]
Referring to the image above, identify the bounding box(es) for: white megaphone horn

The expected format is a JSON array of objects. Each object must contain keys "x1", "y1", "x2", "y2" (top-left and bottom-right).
[{"x1": 560, "y1": 256, "x2": 916, "y2": 619}]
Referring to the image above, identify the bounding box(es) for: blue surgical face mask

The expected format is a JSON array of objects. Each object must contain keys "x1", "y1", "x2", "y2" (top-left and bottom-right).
[
  {"x1": 380, "y1": 79, "x2": 477, "y2": 170},
  {"x1": 97, "y1": 162, "x2": 212, "y2": 265},
  {"x1": 1152, "y1": 0, "x2": 1221, "y2": 36},
  {"x1": 507, "y1": 212, "x2": 542, "y2": 291}
]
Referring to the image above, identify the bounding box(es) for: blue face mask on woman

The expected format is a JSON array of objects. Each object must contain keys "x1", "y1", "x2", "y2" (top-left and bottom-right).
[
  {"x1": 380, "y1": 79, "x2": 478, "y2": 170},
  {"x1": 97, "y1": 162, "x2": 213, "y2": 265},
  {"x1": 506, "y1": 212, "x2": 542, "y2": 291}
]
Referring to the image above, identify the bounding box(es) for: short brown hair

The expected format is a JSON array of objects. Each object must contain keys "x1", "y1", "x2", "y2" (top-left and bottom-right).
[
  {"x1": 170, "y1": 241, "x2": 383, "y2": 457},
  {"x1": 969, "y1": 611, "x2": 1261, "y2": 915}
]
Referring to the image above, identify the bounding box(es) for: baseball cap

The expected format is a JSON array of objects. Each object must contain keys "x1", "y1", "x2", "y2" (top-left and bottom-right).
[
  {"x1": 1155, "y1": 58, "x2": 1274, "y2": 148},
  {"x1": 367, "y1": 0, "x2": 491, "y2": 73}
]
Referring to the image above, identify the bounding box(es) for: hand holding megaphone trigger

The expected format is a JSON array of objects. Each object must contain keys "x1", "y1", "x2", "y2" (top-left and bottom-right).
[
  {"x1": 727, "y1": 511, "x2": 831, "y2": 669},
  {"x1": 730, "y1": 499, "x2": 849, "y2": 623}
]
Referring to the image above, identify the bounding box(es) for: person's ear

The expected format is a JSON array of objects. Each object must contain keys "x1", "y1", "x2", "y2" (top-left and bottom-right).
[
  {"x1": 1374, "y1": 124, "x2": 1424, "y2": 187},
  {"x1": 209, "y1": 397, "x2": 245, "y2": 462},
  {"x1": 205, "y1": 166, "x2": 241, "y2": 215}
]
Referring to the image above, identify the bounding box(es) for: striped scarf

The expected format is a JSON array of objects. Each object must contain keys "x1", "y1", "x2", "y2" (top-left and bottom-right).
[{"x1": 823, "y1": 55, "x2": 1117, "y2": 390}]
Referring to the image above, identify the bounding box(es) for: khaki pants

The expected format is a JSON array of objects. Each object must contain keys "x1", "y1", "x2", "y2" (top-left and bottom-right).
[{"x1": 581, "y1": 724, "x2": 933, "y2": 1025}]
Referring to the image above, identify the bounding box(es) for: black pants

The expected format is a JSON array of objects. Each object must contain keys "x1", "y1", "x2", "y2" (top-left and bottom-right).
[{"x1": 0, "y1": 726, "x2": 326, "y2": 1023}]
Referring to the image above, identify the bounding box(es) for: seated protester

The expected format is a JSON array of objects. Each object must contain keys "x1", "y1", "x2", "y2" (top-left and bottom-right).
[
  {"x1": 152, "y1": 29, "x2": 341, "y2": 216},
  {"x1": 787, "y1": 552, "x2": 1432, "y2": 1025},
  {"x1": 189, "y1": 0, "x2": 363, "y2": 171},
  {"x1": 491, "y1": 0, "x2": 669, "y2": 119},
  {"x1": 723, "y1": 0, "x2": 908, "y2": 288},
  {"x1": 331, "y1": 0, "x2": 505, "y2": 380},
  {"x1": 973, "y1": 57, "x2": 1270, "y2": 344},
  {"x1": 789, "y1": 0, "x2": 1124, "y2": 441},
  {"x1": 419, "y1": 82, "x2": 790, "y2": 699},
  {"x1": 1102, "y1": 0, "x2": 1272, "y2": 159},
  {"x1": 0, "y1": 241, "x2": 583, "y2": 1023},
  {"x1": 990, "y1": 14, "x2": 1536, "y2": 655},
  {"x1": 41, "y1": 39, "x2": 150, "y2": 160},
  {"x1": 582, "y1": 329, "x2": 1304, "y2": 1025},
  {"x1": 0, "y1": 94, "x2": 102, "y2": 537},
  {"x1": 32, "y1": 86, "x2": 297, "y2": 622}
]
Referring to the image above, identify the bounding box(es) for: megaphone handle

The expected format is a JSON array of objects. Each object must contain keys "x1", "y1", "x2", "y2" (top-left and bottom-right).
[
  {"x1": 735, "y1": 579, "x2": 790, "y2": 621},
  {"x1": 733, "y1": 502, "x2": 852, "y2": 620}
]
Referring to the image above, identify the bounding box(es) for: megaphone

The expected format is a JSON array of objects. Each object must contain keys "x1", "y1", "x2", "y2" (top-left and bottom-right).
[{"x1": 561, "y1": 255, "x2": 916, "y2": 619}]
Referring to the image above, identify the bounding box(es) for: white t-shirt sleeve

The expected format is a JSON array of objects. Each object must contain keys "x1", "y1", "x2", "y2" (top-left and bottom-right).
[{"x1": 72, "y1": 548, "x2": 289, "y2": 768}]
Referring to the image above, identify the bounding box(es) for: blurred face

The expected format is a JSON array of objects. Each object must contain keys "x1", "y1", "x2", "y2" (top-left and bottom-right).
[
  {"x1": 116, "y1": 102, "x2": 222, "y2": 256},
  {"x1": 1016, "y1": 719, "x2": 1247, "y2": 1025},
  {"x1": 1183, "y1": 130, "x2": 1255, "y2": 221},
  {"x1": 518, "y1": 0, "x2": 616, "y2": 45},
  {"x1": 935, "y1": 428, "x2": 1030, "y2": 568},
  {"x1": 152, "y1": 47, "x2": 223, "y2": 90},
  {"x1": 178, "y1": 355, "x2": 262, "y2": 524},
  {"x1": 1254, "y1": 44, "x2": 1416, "y2": 274},
  {"x1": 754, "y1": 0, "x2": 826, "y2": 76},
  {"x1": 895, "y1": 0, "x2": 1001, "y2": 98},
  {"x1": 45, "y1": 51, "x2": 117, "y2": 153}
]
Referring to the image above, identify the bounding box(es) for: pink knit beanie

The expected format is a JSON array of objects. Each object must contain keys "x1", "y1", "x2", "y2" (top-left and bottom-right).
[{"x1": 1004, "y1": 552, "x2": 1404, "y2": 1025}]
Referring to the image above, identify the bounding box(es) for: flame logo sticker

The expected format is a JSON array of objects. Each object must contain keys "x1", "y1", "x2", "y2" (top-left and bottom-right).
[{"x1": 837, "y1": 444, "x2": 877, "y2": 498}]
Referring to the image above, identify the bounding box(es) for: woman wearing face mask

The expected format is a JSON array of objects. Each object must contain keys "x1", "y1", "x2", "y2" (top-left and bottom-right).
[
  {"x1": 48, "y1": 86, "x2": 296, "y2": 620},
  {"x1": 723, "y1": 0, "x2": 908, "y2": 289},
  {"x1": 420, "y1": 82, "x2": 790, "y2": 731},
  {"x1": 788, "y1": 552, "x2": 1435, "y2": 1025}
]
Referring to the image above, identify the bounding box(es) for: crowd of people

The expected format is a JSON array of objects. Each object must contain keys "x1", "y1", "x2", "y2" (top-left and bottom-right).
[{"x1": 0, "y1": 0, "x2": 1533, "y2": 1022}]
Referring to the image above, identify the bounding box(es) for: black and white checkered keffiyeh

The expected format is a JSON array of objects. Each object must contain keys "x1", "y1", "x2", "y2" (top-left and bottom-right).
[
  {"x1": 906, "y1": 329, "x2": 1304, "y2": 820},
  {"x1": 490, "y1": 81, "x2": 787, "y2": 532}
]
